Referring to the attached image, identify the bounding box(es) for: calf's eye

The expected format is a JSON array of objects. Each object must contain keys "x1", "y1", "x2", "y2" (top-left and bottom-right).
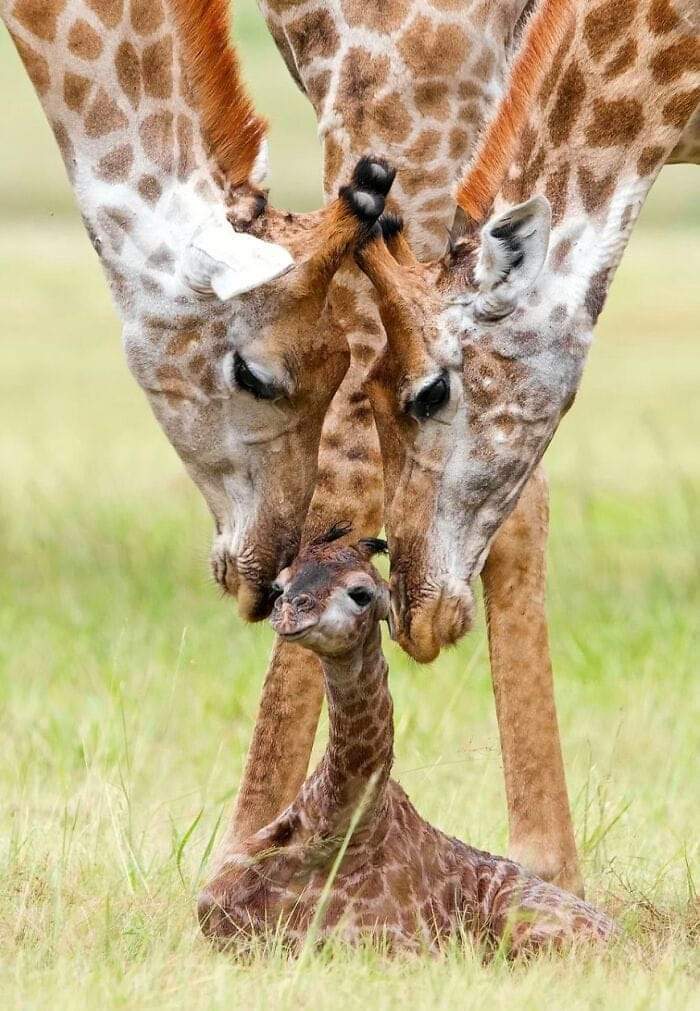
[{"x1": 348, "y1": 587, "x2": 373, "y2": 607}]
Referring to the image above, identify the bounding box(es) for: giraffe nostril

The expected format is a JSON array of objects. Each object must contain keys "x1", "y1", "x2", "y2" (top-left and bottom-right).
[{"x1": 293, "y1": 593, "x2": 315, "y2": 612}]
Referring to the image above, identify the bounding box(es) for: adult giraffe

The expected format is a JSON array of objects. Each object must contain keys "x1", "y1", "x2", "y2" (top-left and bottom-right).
[
  {"x1": 213, "y1": 0, "x2": 585, "y2": 910},
  {"x1": 353, "y1": 0, "x2": 699, "y2": 660},
  {"x1": 1, "y1": 0, "x2": 393, "y2": 614}
]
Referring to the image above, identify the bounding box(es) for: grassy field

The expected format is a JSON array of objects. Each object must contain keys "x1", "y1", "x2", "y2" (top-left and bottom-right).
[{"x1": 1, "y1": 3, "x2": 699, "y2": 1008}]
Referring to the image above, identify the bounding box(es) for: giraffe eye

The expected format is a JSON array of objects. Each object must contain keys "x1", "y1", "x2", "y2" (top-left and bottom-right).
[
  {"x1": 406, "y1": 371, "x2": 450, "y2": 420},
  {"x1": 348, "y1": 587, "x2": 373, "y2": 607},
  {"x1": 232, "y1": 353, "x2": 280, "y2": 400}
]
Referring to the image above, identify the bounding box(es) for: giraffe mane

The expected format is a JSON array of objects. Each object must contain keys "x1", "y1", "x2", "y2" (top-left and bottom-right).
[
  {"x1": 455, "y1": 0, "x2": 575, "y2": 222},
  {"x1": 170, "y1": 0, "x2": 268, "y2": 188}
]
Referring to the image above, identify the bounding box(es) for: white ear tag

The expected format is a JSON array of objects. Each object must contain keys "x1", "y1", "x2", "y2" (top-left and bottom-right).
[{"x1": 185, "y1": 225, "x2": 295, "y2": 300}]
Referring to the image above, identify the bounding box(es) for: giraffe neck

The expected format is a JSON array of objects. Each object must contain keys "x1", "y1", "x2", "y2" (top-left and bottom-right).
[
  {"x1": 3, "y1": 0, "x2": 250, "y2": 318},
  {"x1": 494, "y1": 0, "x2": 699, "y2": 325},
  {"x1": 260, "y1": 0, "x2": 531, "y2": 257},
  {"x1": 312, "y1": 622, "x2": 394, "y2": 833}
]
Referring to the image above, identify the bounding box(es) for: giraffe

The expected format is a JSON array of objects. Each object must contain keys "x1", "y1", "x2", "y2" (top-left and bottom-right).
[
  {"x1": 198, "y1": 527, "x2": 615, "y2": 955},
  {"x1": 1, "y1": 0, "x2": 396, "y2": 620},
  {"x1": 353, "y1": 0, "x2": 699, "y2": 657},
  {"x1": 220, "y1": 0, "x2": 584, "y2": 903}
]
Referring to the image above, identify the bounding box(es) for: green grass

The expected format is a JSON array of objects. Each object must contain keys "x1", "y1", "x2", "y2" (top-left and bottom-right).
[{"x1": 1, "y1": 2, "x2": 699, "y2": 1007}]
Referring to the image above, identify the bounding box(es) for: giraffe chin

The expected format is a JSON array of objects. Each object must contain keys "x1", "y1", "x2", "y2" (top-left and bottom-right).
[{"x1": 395, "y1": 584, "x2": 475, "y2": 664}]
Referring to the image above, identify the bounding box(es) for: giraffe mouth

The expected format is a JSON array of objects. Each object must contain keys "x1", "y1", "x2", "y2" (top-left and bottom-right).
[
  {"x1": 389, "y1": 573, "x2": 475, "y2": 662},
  {"x1": 276, "y1": 628, "x2": 311, "y2": 642},
  {"x1": 270, "y1": 614, "x2": 320, "y2": 641}
]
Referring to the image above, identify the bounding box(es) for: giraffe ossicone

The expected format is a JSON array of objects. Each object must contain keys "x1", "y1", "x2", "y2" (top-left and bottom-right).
[{"x1": 199, "y1": 532, "x2": 616, "y2": 954}]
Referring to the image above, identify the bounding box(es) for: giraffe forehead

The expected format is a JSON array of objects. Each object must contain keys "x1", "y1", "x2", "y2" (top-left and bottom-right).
[{"x1": 285, "y1": 556, "x2": 375, "y2": 597}]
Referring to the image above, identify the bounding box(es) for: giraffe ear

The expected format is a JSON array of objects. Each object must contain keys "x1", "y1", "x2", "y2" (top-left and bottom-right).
[
  {"x1": 471, "y1": 196, "x2": 551, "y2": 322},
  {"x1": 183, "y1": 224, "x2": 294, "y2": 300}
]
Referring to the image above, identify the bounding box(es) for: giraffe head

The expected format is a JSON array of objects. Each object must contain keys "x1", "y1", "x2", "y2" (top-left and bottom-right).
[
  {"x1": 356, "y1": 0, "x2": 699, "y2": 660},
  {"x1": 270, "y1": 523, "x2": 389, "y2": 656},
  {"x1": 357, "y1": 204, "x2": 560, "y2": 661},
  {"x1": 3, "y1": 0, "x2": 396, "y2": 621},
  {"x1": 158, "y1": 156, "x2": 395, "y2": 622}
]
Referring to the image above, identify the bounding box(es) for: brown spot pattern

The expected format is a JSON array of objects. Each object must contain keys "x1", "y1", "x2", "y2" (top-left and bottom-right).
[
  {"x1": 176, "y1": 113, "x2": 195, "y2": 180},
  {"x1": 130, "y1": 0, "x2": 164, "y2": 35},
  {"x1": 373, "y1": 93, "x2": 412, "y2": 143},
  {"x1": 545, "y1": 163, "x2": 570, "y2": 224},
  {"x1": 96, "y1": 144, "x2": 134, "y2": 182},
  {"x1": 12, "y1": 0, "x2": 65, "y2": 42},
  {"x1": 87, "y1": 0, "x2": 123, "y2": 29},
  {"x1": 407, "y1": 129, "x2": 442, "y2": 163},
  {"x1": 636, "y1": 144, "x2": 665, "y2": 176},
  {"x1": 12, "y1": 34, "x2": 50, "y2": 94},
  {"x1": 143, "y1": 36, "x2": 173, "y2": 99},
  {"x1": 167, "y1": 328, "x2": 199, "y2": 355},
  {"x1": 448, "y1": 128, "x2": 470, "y2": 161},
  {"x1": 306, "y1": 70, "x2": 331, "y2": 109},
  {"x1": 147, "y1": 243, "x2": 175, "y2": 270},
  {"x1": 341, "y1": 0, "x2": 409, "y2": 32},
  {"x1": 323, "y1": 134, "x2": 344, "y2": 193},
  {"x1": 115, "y1": 40, "x2": 141, "y2": 108},
  {"x1": 662, "y1": 87, "x2": 700, "y2": 130},
  {"x1": 140, "y1": 111, "x2": 174, "y2": 171},
  {"x1": 651, "y1": 38, "x2": 700, "y2": 85},
  {"x1": 583, "y1": 0, "x2": 635, "y2": 61},
  {"x1": 603, "y1": 39, "x2": 637, "y2": 79},
  {"x1": 585, "y1": 97, "x2": 644, "y2": 147},
  {"x1": 577, "y1": 165, "x2": 616, "y2": 213},
  {"x1": 647, "y1": 0, "x2": 680, "y2": 35},
  {"x1": 548, "y1": 62, "x2": 586, "y2": 147},
  {"x1": 52, "y1": 120, "x2": 75, "y2": 178},
  {"x1": 68, "y1": 19, "x2": 103, "y2": 60},
  {"x1": 414, "y1": 81, "x2": 450, "y2": 119},
  {"x1": 64, "y1": 71, "x2": 91, "y2": 111},
  {"x1": 138, "y1": 174, "x2": 161, "y2": 205},
  {"x1": 398, "y1": 16, "x2": 468, "y2": 78},
  {"x1": 84, "y1": 89, "x2": 128, "y2": 137},
  {"x1": 286, "y1": 9, "x2": 339, "y2": 66},
  {"x1": 584, "y1": 267, "x2": 610, "y2": 322}
]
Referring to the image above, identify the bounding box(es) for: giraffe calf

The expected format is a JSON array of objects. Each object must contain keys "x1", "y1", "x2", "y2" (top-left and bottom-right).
[{"x1": 199, "y1": 525, "x2": 615, "y2": 955}]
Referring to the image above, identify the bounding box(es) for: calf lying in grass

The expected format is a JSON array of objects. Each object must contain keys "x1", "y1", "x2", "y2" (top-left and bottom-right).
[{"x1": 200, "y1": 526, "x2": 615, "y2": 955}]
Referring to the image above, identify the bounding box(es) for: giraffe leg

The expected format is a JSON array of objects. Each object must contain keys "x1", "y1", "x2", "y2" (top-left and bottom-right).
[
  {"x1": 480, "y1": 466, "x2": 583, "y2": 897},
  {"x1": 476, "y1": 860, "x2": 615, "y2": 956}
]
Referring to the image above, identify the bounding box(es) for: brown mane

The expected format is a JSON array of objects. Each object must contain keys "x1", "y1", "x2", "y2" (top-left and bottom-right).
[
  {"x1": 170, "y1": 0, "x2": 267, "y2": 188},
  {"x1": 456, "y1": 0, "x2": 575, "y2": 222}
]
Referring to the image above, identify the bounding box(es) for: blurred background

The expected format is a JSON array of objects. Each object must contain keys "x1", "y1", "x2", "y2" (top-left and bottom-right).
[{"x1": 0, "y1": 3, "x2": 698, "y2": 998}]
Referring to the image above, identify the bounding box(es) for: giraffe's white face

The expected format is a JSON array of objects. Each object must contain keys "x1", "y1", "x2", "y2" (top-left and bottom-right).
[{"x1": 361, "y1": 197, "x2": 594, "y2": 661}]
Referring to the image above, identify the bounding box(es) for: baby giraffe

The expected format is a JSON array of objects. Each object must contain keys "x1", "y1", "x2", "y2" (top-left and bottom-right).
[{"x1": 199, "y1": 526, "x2": 615, "y2": 955}]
